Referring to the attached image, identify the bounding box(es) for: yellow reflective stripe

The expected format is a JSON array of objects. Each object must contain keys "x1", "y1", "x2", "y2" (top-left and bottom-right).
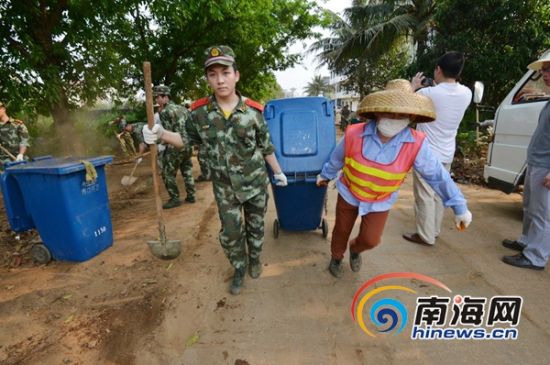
[
  {"x1": 343, "y1": 166, "x2": 401, "y2": 193},
  {"x1": 348, "y1": 183, "x2": 390, "y2": 200},
  {"x1": 345, "y1": 157, "x2": 407, "y2": 180}
]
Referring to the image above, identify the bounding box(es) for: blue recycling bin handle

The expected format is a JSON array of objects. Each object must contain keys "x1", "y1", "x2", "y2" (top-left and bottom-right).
[{"x1": 270, "y1": 170, "x2": 319, "y2": 184}]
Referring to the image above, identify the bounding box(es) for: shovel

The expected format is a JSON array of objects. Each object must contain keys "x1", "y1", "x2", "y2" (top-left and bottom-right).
[
  {"x1": 0, "y1": 143, "x2": 17, "y2": 161},
  {"x1": 121, "y1": 158, "x2": 140, "y2": 186},
  {"x1": 142, "y1": 61, "x2": 181, "y2": 260}
]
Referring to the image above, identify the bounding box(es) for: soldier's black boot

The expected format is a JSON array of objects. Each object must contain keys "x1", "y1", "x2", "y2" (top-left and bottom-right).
[
  {"x1": 162, "y1": 198, "x2": 181, "y2": 209},
  {"x1": 248, "y1": 257, "x2": 262, "y2": 279},
  {"x1": 230, "y1": 267, "x2": 246, "y2": 295},
  {"x1": 185, "y1": 195, "x2": 196, "y2": 203}
]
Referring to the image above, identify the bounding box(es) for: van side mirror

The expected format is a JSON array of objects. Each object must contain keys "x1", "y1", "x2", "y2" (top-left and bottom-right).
[{"x1": 473, "y1": 81, "x2": 484, "y2": 104}]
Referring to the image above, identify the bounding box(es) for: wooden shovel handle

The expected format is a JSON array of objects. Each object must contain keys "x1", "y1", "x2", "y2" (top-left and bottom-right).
[
  {"x1": 143, "y1": 62, "x2": 167, "y2": 242},
  {"x1": 0, "y1": 143, "x2": 17, "y2": 161}
]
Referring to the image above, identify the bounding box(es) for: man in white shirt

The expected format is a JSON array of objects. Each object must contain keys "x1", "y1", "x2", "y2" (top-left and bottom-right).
[{"x1": 403, "y1": 51, "x2": 472, "y2": 246}]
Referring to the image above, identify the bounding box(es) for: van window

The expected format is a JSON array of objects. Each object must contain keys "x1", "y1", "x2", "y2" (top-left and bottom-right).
[{"x1": 513, "y1": 71, "x2": 550, "y2": 104}]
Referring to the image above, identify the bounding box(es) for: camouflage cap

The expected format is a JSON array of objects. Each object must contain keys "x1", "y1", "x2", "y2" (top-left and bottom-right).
[
  {"x1": 204, "y1": 45, "x2": 236, "y2": 69},
  {"x1": 153, "y1": 85, "x2": 171, "y2": 96},
  {"x1": 0, "y1": 101, "x2": 4, "y2": 108}
]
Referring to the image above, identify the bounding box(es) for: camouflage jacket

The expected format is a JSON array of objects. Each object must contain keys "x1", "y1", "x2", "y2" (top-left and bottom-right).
[
  {"x1": 159, "y1": 101, "x2": 192, "y2": 154},
  {"x1": 0, "y1": 118, "x2": 30, "y2": 161},
  {"x1": 186, "y1": 94, "x2": 275, "y2": 203}
]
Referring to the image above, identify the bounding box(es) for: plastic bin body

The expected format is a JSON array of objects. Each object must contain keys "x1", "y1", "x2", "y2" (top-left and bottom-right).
[
  {"x1": 1, "y1": 167, "x2": 35, "y2": 232},
  {"x1": 264, "y1": 97, "x2": 336, "y2": 231},
  {"x1": 5, "y1": 156, "x2": 113, "y2": 261}
]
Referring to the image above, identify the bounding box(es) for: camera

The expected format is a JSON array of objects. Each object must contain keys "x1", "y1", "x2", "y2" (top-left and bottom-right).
[{"x1": 421, "y1": 77, "x2": 434, "y2": 87}]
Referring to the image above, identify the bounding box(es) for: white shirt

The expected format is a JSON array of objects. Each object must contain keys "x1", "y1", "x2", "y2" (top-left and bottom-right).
[{"x1": 416, "y1": 82, "x2": 472, "y2": 163}]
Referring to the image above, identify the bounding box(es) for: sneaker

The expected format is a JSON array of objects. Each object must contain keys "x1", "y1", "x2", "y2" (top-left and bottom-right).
[
  {"x1": 350, "y1": 252, "x2": 362, "y2": 272},
  {"x1": 230, "y1": 267, "x2": 246, "y2": 295},
  {"x1": 328, "y1": 258, "x2": 343, "y2": 278},
  {"x1": 162, "y1": 199, "x2": 181, "y2": 209},
  {"x1": 248, "y1": 257, "x2": 263, "y2": 279},
  {"x1": 185, "y1": 196, "x2": 196, "y2": 203}
]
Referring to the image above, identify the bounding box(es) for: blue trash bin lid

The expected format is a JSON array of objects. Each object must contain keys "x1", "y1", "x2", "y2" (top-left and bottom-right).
[
  {"x1": 264, "y1": 97, "x2": 336, "y2": 174},
  {"x1": 5, "y1": 156, "x2": 113, "y2": 175}
]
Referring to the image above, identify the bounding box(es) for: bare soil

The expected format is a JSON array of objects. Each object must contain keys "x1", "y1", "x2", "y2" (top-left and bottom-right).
[
  {"x1": 1, "y1": 152, "x2": 550, "y2": 365},
  {"x1": 0, "y1": 155, "x2": 217, "y2": 364}
]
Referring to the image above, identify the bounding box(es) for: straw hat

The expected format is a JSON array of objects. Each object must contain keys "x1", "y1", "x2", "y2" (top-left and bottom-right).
[
  {"x1": 357, "y1": 79, "x2": 436, "y2": 123},
  {"x1": 527, "y1": 49, "x2": 550, "y2": 71}
]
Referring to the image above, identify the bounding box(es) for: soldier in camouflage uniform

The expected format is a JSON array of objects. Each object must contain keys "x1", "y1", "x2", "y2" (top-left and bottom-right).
[
  {"x1": 123, "y1": 122, "x2": 148, "y2": 156},
  {"x1": 112, "y1": 116, "x2": 137, "y2": 157},
  {"x1": 143, "y1": 46, "x2": 288, "y2": 295},
  {"x1": 154, "y1": 85, "x2": 196, "y2": 209},
  {"x1": 0, "y1": 102, "x2": 30, "y2": 172}
]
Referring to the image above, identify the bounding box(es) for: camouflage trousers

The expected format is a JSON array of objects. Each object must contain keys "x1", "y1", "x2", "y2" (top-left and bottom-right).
[
  {"x1": 118, "y1": 132, "x2": 136, "y2": 157},
  {"x1": 160, "y1": 147, "x2": 195, "y2": 201},
  {"x1": 197, "y1": 144, "x2": 210, "y2": 179},
  {"x1": 216, "y1": 190, "x2": 268, "y2": 269}
]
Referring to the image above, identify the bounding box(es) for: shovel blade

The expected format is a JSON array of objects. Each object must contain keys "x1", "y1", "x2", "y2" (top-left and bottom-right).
[
  {"x1": 121, "y1": 175, "x2": 138, "y2": 186},
  {"x1": 147, "y1": 239, "x2": 181, "y2": 260}
]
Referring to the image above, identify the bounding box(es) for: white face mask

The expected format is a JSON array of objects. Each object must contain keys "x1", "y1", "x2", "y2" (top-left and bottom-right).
[{"x1": 377, "y1": 118, "x2": 410, "y2": 138}]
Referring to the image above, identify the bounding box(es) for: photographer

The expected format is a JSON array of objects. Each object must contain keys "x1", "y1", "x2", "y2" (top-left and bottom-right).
[{"x1": 403, "y1": 51, "x2": 472, "y2": 247}]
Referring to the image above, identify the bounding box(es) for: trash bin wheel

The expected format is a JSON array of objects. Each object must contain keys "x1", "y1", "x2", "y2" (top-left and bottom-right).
[
  {"x1": 273, "y1": 219, "x2": 280, "y2": 239},
  {"x1": 31, "y1": 243, "x2": 51, "y2": 264},
  {"x1": 321, "y1": 219, "x2": 329, "y2": 238}
]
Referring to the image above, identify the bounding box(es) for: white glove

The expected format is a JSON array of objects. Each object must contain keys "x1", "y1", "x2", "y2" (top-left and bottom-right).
[
  {"x1": 454, "y1": 210, "x2": 472, "y2": 230},
  {"x1": 142, "y1": 124, "x2": 164, "y2": 144},
  {"x1": 136, "y1": 157, "x2": 143, "y2": 164},
  {"x1": 273, "y1": 172, "x2": 288, "y2": 187},
  {"x1": 16, "y1": 153, "x2": 24, "y2": 161},
  {"x1": 316, "y1": 174, "x2": 328, "y2": 187}
]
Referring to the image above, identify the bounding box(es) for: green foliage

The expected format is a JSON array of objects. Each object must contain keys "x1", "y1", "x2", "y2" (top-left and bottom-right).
[
  {"x1": 104, "y1": 0, "x2": 324, "y2": 102},
  {"x1": 322, "y1": 0, "x2": 436, "y2": 64},
  {"x1": 310, "y1": 5, "x2": 412, "y2": 98},
  {"x1": 0, "y1": 1, "x2": 129, "y2": 119},
  {"x1": 304, "y1": 75, "x2": 331, "y2": 96},
  {"x1": 0, "y1": 0, "x2": 323, "y2": 129},
  {"x1": 420, "y1": 0, "x2": 550, "y2": 107},
  {"x1": 338, "y1": 45, "x2": 411, "y2": 98}
]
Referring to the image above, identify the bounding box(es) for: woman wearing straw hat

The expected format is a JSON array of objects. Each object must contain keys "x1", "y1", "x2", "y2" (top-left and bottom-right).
[{"x1": 316, "y1": 79, "x2": 472, "y2": 278}]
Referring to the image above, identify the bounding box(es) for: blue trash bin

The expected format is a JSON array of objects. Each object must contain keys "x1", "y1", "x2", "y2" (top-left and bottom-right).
[
  {"x1": 4, "y1": 156, "x2": 114, "y2": 262},
  {"x1": 1, "y1": 156, "x2": 53, "y2": 232},
  {"x1": 264, "y1": 97, "x2": 336, "y2": 237},
  {"x1": 1, "y1": 167, "x2": 35, "y2": 232}
]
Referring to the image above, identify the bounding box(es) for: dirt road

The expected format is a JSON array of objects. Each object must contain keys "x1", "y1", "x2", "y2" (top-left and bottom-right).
[{"x1": 1, "y1": 156, "x2": 549, "y2": 365}]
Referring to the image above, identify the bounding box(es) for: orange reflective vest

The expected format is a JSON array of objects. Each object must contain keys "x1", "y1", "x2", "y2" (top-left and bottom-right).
[{"x1": 340, "y1": 123, "x2": 425, "y2": 202}]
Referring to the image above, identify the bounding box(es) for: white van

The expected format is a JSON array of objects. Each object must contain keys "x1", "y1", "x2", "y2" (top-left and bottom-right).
[{"x1": 483, "y1": 48, "x2": 550, "y2": 193}]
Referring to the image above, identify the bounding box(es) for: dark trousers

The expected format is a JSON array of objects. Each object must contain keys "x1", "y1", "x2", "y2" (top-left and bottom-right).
[{"x1": 331, "y1": 194, "x2": 389, "y2": 260}]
